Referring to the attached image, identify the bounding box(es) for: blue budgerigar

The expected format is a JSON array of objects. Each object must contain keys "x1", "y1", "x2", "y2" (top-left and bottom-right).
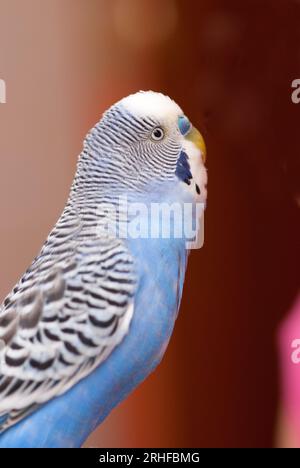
[{"x1": 0, "y1": 91, "x2": 207, "y2": 447}]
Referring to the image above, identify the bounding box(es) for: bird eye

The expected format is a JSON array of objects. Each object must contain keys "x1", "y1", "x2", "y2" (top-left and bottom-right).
[{"x1": 151, "y1": 127, "x2": 165, "y2": 141}]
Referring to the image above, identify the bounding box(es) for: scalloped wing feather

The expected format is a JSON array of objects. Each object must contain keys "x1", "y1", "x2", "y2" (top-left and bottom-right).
[{"x1": 0, "y1": 210, "x2": 136, "y2": 432}]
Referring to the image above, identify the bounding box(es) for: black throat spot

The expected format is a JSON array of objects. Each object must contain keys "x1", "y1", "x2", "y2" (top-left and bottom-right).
[{"x1": 175, "y1": 151, "x2": 192, "y2": 186}]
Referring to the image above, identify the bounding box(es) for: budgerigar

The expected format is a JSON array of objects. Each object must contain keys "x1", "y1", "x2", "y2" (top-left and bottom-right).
[{"x1": 0, "y1": 91, "x2": 207, "y2": 447}]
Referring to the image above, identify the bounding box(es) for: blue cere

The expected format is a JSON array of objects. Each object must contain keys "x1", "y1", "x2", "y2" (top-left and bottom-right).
[
  {"x1": 178, "y1": 116, "x2": 191, "y2": 136},
  {"x1": 175, "y1": 151, "x2": 192, "y2": 185}
]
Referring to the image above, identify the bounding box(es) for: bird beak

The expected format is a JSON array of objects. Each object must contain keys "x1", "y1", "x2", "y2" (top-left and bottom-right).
[{"x1": 185, "y1": 127, "x2": 207, "y2": 163}]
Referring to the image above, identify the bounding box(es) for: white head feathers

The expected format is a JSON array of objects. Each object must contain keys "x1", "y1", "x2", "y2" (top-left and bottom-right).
[{"x1": 119, "y1": 91, "x2": 183, "y2": 122}]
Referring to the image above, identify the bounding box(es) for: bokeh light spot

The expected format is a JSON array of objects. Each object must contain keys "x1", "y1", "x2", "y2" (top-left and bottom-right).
[{"x1": 113, "y1": 0, "x2": 178, "y2": 48}]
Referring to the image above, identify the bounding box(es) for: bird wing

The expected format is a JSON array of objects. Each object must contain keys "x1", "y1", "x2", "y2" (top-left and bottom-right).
[{"x1": 0, "y1": 209, "x2": 136, "y2": 431}]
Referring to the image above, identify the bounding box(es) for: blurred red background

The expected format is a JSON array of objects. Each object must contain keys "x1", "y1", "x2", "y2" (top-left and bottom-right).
[{"x1": 0, "y1": 0, "x2": 299, "y2": 447}]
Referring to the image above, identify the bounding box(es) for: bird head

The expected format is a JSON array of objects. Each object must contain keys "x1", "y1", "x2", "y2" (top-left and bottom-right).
[{"x1": 83, "y1": 91, "x2": 207, "y2": 204}]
